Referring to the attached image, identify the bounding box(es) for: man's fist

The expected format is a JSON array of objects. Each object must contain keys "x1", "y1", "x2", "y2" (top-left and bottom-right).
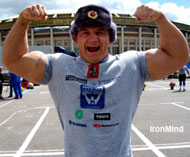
[
  {"x1": 21, "y1": 4, "x2": 48, "y2": 21},
  {"x1": 134, "y1": 5, "x2": 162, "y2": 22}
]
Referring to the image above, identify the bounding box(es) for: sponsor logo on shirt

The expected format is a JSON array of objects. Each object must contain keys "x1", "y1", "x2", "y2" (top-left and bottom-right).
[
  {"x1": 66, "y1": 75, "x2": 87, "y2": 84},
  {"x1": 75, "y1": 109, "x2": 83, "y2": 120},
  {"x1": 80, "y1": 85, "x2": 105, "y2": 109},
  {"x1": 93, "y1": 123, "x2": 119, "y2": 128},
  {"x1": 94, "y1": 113, "x2": 111, "y2": 120},
  {"x1": 69, "y1": 120, "x2": 87, "y2": 128},
  {"x1": 87, "y1": 64, "x2": 99, "y2": 79}
]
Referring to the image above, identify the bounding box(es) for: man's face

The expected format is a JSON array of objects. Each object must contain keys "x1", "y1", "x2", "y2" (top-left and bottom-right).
[{"x1": 74, "y1": 27, "x2": 111, "y2": 64}]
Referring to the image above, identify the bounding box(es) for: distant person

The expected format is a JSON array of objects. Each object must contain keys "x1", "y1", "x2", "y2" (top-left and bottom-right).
[
  {"x1": 9, "y1": 72, "x2": 23, "y2": 99},
  {"x1": 0, "y1": 66, "x2": 4, "y2": 99},
  {"x1": 178, "y1": 65, "x2": 189, "y2": 91},
  {"x1": 8, "y1": 82, "x2": 13, "y2": 97},
  {"x1": 8, "y1": 71, "x2": 13, "y2": 97},
  {"x1": 54, "y1": 46, "x2": 77, "y2": 57}
]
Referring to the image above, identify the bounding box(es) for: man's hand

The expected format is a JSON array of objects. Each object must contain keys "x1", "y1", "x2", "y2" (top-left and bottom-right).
[
  {"x1": 2, "y1": 4, "x2": 48, "y2": 84},
  {"x1": 20, "y1": 4, "x2": 48, "y2": 21},
  {"x1": 134, "y1": 5, "x2": 162, "y2": 22},
  {"x1": 134, "y1": 5, "x2": 189, "y2": 81}
]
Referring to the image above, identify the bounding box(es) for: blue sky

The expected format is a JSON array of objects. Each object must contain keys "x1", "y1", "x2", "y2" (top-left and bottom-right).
[
  {"x1": 0, "y1": 0, "x2": 190, "y2": 25},
  {"x1": 141, "y1": 0, "x2": 190, "y2": 7}
]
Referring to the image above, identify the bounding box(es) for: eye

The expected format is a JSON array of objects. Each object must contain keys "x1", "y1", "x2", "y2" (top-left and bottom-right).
[
  {"x1": 96, "y1": 31, "x2": 105, "y2": 36},
  {"x1": 83, "y1": 32, "x2": 89, "y2": 35},
  {"x1": 78, "y1": 30, "x2": 90, "y2": 36},
  {"x1": 81, "y1": 31, "x2": 90, "y2": 36}
]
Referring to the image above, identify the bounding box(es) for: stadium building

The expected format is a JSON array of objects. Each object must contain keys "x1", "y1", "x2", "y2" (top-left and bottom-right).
[{"x1": 0, "y1": 9, "x2": 190, "y2": 56}]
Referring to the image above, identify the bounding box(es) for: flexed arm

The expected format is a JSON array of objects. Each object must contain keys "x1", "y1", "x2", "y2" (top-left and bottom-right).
[
  {"x1": 2, "y1": 4, "x2": 48, "y2": 84},
  {"x1": 134, "y1": 5, "x2": 189, "y2": 80}
]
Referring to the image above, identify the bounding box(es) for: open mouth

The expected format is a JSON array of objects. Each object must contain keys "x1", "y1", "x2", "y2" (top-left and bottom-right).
[{"x1": 87, "y1": 46, "x2": 100, "y2": 52}]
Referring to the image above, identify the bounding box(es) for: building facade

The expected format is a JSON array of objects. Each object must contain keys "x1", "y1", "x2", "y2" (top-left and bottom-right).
[{"x1": 1, "y1": 11, "x2": 190, "y2": 55}]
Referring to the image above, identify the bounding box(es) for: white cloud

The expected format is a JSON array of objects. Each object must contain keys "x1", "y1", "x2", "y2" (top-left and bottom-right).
[
  {"x1": 1, "y1": 0, "x2": 190, "y2": 25},
  {"x1": 110, "y1": 0, "x2": 141, "y2": 14},
  {"x1": 161, "y1": 3, "x2": 190, "y2": 25},
  {"x1": 45, "y1": 0, "x2": 142, "y2": 18},
  {"x1": 145, "y1": 2, "x2": 161, "y2": 10},
  {"x1": 145, "y1": 2, "x2": 190, "y2": 25}
]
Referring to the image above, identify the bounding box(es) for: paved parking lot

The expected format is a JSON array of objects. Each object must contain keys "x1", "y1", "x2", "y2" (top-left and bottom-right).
[{"x1": 0, "y1": 79, "x2": 190, "y2": 157}]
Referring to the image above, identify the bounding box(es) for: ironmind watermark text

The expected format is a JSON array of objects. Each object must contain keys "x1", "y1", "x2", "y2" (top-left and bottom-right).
[{"x1": 150, "y1": 125, "x2": 184, "y2": 133}]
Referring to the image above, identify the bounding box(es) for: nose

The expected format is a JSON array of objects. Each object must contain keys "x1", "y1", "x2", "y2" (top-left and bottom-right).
[{"x1": 88, "y1": 33, "x2": 98, "y2": 42}]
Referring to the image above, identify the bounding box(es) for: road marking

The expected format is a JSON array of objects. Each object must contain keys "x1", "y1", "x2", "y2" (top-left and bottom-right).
[
  {"x1": 148, "y1": 84, "x2": 168, "y2": 89},
  {"x1": 14, "y1": 107, "x2": 50, "y2": 157},
  {"x1": 0, "y1": 149, "x2": 65, "y2": 156},
  {"x1": 1, "y1": 141, "x2": 190, "y2": 156},
  {"x1": 0, "y1": 107, "x2": 55, "y2": 127},
  {"x1": 23, "y1": 91, "x2": 49, "y2": 94},
  {"x1": 132, "y1": 142, "x2": 190, "y2": 151},
  {"x1": 0, "y1": 100, "x2": 15, "y2": 109},
  {"x1": 146, "y1": 88, "x2": 168, "y2": 91},
  {"x1": 0, "y1": 152, "x2": 65, "y2": 157},
  {"x1": 132, "y1": 124, "x2": 165, "y2": 157},
  {"x1": 0, "y1": 90, "x2": 31, "y2": 109},
  {"x1": 160, "y1": 102, "x2": 190, "y2": 111},
  {"x1": 171, "y1": 103, "x2": 190, "y2": 111},
  {"x1": 0, "y1": 112, "x2": 17, "y2": 127}
]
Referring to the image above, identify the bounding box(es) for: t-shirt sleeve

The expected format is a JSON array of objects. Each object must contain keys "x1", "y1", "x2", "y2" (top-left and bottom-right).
[
  {"x1": 138, "y1": 51, "x2": 151, "y2": 81},
  {"x1": 40, "y1": 54, "x2": 52, "y2": 84}
]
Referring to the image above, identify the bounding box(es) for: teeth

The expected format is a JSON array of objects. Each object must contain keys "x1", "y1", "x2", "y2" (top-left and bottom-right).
[
  {"x1": 87, "y1": 46, "x2": 100, "y2": 52},
  {"x1": 88, "y1": 46, "x2": 99, "y2": 48}
]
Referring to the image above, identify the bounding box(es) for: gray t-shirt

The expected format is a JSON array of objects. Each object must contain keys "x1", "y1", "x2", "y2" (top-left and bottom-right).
[{"x1": 41, "y1": 51, "x2": 150, "y2": 157}]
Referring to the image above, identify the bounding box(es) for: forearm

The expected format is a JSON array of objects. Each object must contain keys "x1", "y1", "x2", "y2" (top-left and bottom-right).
[
  {"x1": 134, "y1": 5, "x2": 189, "y2": 80},
  {"x1": 156, "y1": 14, "x2": 189, "y2": 61},
  {"x1": 2, "y1": 4, "x2": 48, "y2": 84},
  {"x1": 2, "y1": 15, "x2": 30, "y2": 68}
]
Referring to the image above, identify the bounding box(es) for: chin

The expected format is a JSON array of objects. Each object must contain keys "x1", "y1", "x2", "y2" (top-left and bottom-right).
[{"x1": 88, "y1": 58, "x2": 100, "y2": 64}]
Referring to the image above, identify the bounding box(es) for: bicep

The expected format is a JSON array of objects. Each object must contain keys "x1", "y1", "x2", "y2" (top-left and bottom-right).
[
  {"x1": 146, "y1": 48, "x2": 183, "y2": 81},
  {"x1": 10, "y1": 51, "x2": 46, "y2": 84}
]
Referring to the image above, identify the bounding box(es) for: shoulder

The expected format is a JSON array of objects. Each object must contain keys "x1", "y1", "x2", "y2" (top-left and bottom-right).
[
  {"x1": 46, "y1": 53, "x2": 76, "y2": 64},
  {"x1": 117, "y1": 51, "x2": 146, "y2": 59},
  {"x1": 115, "y1": 51, "x2": 146, "y2": 65}
]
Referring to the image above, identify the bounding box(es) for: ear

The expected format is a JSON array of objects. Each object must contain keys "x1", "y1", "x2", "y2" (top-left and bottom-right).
[{"x1": 73, "y1": 36, "x2": 78, "y2": 44}]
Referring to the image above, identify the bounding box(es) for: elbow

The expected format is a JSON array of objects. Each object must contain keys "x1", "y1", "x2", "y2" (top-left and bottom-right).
[
  {"x1": 2, "y1": 51, "x2": 8, "y2": 68},
  {"x1": 176, "y1": 35, "x2": 190, "y2": 66},
  {"x1": 2, "y1": 59, "x2": 11, "y2": 71},
  {"x1": 185, "y1": 39, "x2": 189, "y2": 61},
  {"x1": 2, "y1": 50, "x2": 14, "y2": 71},
  {"x1": 2, "y1": 49, "x2": 9, "y2": 69},
  {"x1": 184, "y1": 46, "x2": 189, "y2": 64},
  {"x1": 178, "y1": 47, "x2": 189, "y2": 68},
  {"x1": 179, "y1": 40, "x2": 189, "y2": 65}
]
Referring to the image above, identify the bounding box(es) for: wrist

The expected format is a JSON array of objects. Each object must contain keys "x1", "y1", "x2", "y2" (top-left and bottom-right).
[
  {"x1": 155, "y1": 12, "x2": 166, "y2": 23},
  {"x1": 18, "y1": 12, "x2": 31, "y2": 25}
]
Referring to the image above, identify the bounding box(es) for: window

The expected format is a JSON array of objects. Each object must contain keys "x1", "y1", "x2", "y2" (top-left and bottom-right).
[
  {"x1": 129, "y1": 47, "x2": 136, "y2": 50},
  {"x1": 129, "y1": 42, "x2": 135, "y2": 45},
  {"x1": 112, "y1": 47, "x2": 119, "y2": 55},
  {"x1": 45, "y1": 40, "x2": 50, "y2": 45},
  {"x1": 36, "y1": 41, "x2": 44, "y2": 46},
  {"x1": 125, "y1": 27, "x2": 138, "y2": 32},
  {"x1": 142, "y1": 27, "x2": 154, "y2": 33},
  {"x1": 64, "y1": 41, "x2": 71, "y2": 46},
  {"x1": 55, "y1": 40, "x2": 62, "y2": 46},
  {"x1": 124, "y1": 47, "x2": 128, "y2": 52}
]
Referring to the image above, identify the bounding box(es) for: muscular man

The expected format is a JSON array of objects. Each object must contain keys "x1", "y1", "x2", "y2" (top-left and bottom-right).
[{"x1": 2, "y1": 4, "x2": 189, "y2": 157}]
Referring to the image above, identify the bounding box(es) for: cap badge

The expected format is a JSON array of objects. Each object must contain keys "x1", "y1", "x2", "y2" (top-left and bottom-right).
[{"x1": 88, "y1": 10, "x2": 98, "y2": 19}]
